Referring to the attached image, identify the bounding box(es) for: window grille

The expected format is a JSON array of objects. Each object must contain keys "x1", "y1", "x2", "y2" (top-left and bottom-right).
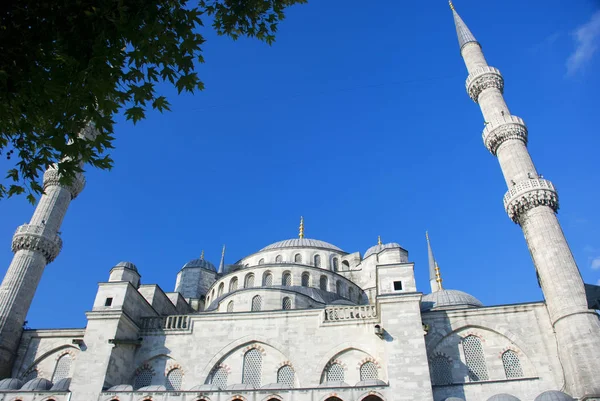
[
  {"x1": 263, "y1": 272, "x2": 273, "y2": 286},
  {"x1": 502, "y1": 350, "x2": 524, "y2": 379},
  {"x1": 462, "y1": 335, "x2": 488, "y2": 381},
  {"x1": 276, "y1": 255, "x2": 282, "y2": 263},
  {"x1": 282, "y1": 272, "x2": 292, "y2": 286},
  {"x1": 217, "y1": 283, "x2": 224, "y2": 297},
  {"x1": 332, "y1": 258, "x2": 339, "y2": 271},
  {"x1": 277, "y1": 365, "x2": 295, "y2": 387},
  {"x1": 210, "y1": 367, "x2": 228, "y2": 390},
  {"x1": 258, "y1": 258, "x2": 264, "y2": 265},
  {"x1": 229, "y1": 277, "x2": 238, "y2": 292},
  {"x1": 301, "y1": 273, "x2": 310, "y2": 287},
  {"x1": 314, "y1": 254, "x2": 321, "y2": 267},
  {"x1": 326, "y1": 363, "x2": 344, "y2": 382},
  {"x1": 348, "y1": 287, "x2": 355, "y2": 302},
  {"x1": 242, "y1": 349, "x2": 262, "y2": 388},
  {"x1": 430, "y1": 355, "x2": 453, "y2": 385},
  {"x1": 282, "y1": 297, "x2": 292, "y2": 310},
  {"x1": 134, "y1": 367, "x2": 153, "y2": 389},
  {"x1": 336, "y1": 281, "x2": 342, "y2": 296},
  {"x1": 245, "y1": 274, "x2": 255, "y2": 288},
  {"x1": 52, "y1": 354, "x2": 72, "y2": 382},
  {"x1": 227, "y1": 301, "x2": 234, "y2": 312},
  {"x1": 294, "y1": 253, "x2": 302, "y2": 263},
  {"x1": 251, "y1": 295, "x2": 262, "y2": 311},
  {"x1": 359, "y1": 361, "x2": 378, "y2": 381},
  {"x1": 166, "y1": 368, "x2": 183, "y2": 391},
  {"x1": 320, "y1": 276, "x2": 328, "y2": 291}
]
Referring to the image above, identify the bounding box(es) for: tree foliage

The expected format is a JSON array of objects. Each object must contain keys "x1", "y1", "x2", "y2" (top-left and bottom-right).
[{"x1": 0, "y1": 0, "x2": 305, "y2": 203}]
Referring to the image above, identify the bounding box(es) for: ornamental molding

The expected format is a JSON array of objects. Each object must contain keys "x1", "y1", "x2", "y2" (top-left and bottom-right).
[
  {"x1": 459, "y1": 331, "x2": 486, "y2": 342},
  {"x1": 504, "y1": 179, "x2": 559, "y2": 224},
  {"x1": 357, "y1": 357, "x2": 381, "y2": 370},
  {"x1": 165, "y1": 363, "x2": 184, "y2": 376},
  {"x1": 12, "y1": 224, "x2": 62, "y2": 263},
  {"x1": 43, "y1": 168, "x2": 85, "y2": 199},
  {"x1": 483, "y1": 115, "x2": 528, "y2": 155},
  {"x1": 327, "y1": 359, "x2": 347, "y2": 370},
  {"x1": 241, "y1": 344, "x2": 266, "y2": 356},
  {"x1": 134, "y1": 363, "x2": 155, "y2": 376},
  {"x1": 499, "y1": 347, "x2": 522, "y2": 358},
  {"x1": 430, "y1": 352, "x2": 453, "y2": 363},
  {"x1": 466, "y1": 66, "x2": 504, "y2": 102},
  {"x1": 55, "y1": 349, "x2": 77, "y2": 361}
]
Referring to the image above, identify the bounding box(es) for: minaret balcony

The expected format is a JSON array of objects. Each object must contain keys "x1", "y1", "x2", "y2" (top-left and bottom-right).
[
  {"x1": 503, "y1": 179, "x2": 559, "y2": 223},
  {"x1": 43, "y1": 168, "x2": 86, "y2": 199},
  {"x1": 466, "y1": 66, "x2": 504, "y2": 102},
  {"x1": 11, "y1": 224, "x2": 63, "y2": 263},
  {"x1": 482, "y1": 115, "x2": 528, "y2": 155}
]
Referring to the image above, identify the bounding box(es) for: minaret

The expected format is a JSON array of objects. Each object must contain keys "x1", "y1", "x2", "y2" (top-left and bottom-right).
[
  {"x1": 450, "y1": 3, "x2": 600, "y2": 398},
  {"x1": 0, "y1": 125, "x2": 96, "y2": 378},
  {"x1": 426, "y1": 232, "x2": 442, "y2": 293},
  {"x1": 218, "y1": 244, "x2": 226, "y2": 274}
]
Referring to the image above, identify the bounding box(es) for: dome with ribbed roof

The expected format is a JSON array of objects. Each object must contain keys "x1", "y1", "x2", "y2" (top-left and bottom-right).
[
  {"x1": 114, "y1": 261, "x2": 138, "y2": 272},
  {"x1": 534, "y1": 391, "x2": 575, "y2": 401},
  {"x1": 421, "y1": 289, "x2": 483, "y2": 312},
  {"x1": 182, "y1": 258, "x2": 216, "y2": 271},
  {"x1": 364, "y1": 242, "x2": 403, "y2": 258},
  {"x1": 260, "y1": 238, "x2": 344, "y2": 252}
]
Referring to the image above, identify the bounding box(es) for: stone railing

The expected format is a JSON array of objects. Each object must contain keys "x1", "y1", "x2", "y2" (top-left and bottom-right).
[
  {"x1": 323, "y1": 305, "x2": 377, "y2": 322},
  {"x1": 504, "y1": 178, "x2": 559, "y2": 223},
  {"x1": 482, "y1": 115, "x2": 528, "y2": 155},
  {"x1": 140, "y1": 315, "x2": 190, "y2": 332},
  {"x1": 465, "y1": 66, "x2": 504, "y2": 102},
  {"x1": 11, "y1": 224, "x2": 63, "y2": 262}
]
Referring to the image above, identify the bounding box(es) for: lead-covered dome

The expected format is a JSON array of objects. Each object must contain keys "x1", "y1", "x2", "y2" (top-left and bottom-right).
[
  {"x1": 364, "y1": 242, "x2": 403, "y2": 258},
  {"x1": 487, "y1": 394, "x2": 521, "y2": 401},
  {"x1": 114, "y1": 261, "x2": 138, "y2": 272},
  {"x1": 182, "y1": 258, "x2": 216, "y2": 271},
  {"x1": 534, "y1": 391, "x2": 575, "y2": 401},
  {"x1": 260, "y1": 238, "x2": 344, "y2": 252},
  {"x1": 421, "y1": 289, "x2": 483, "y2": 311}
]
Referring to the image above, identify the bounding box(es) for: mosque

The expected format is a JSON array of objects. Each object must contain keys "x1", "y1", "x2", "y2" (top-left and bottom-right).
[{"x1": 0, "y1": 3, "x2": 599, "y2": 401}]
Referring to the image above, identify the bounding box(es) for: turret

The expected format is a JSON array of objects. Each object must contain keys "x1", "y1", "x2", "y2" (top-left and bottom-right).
[
  {"x1": 108, "y1": 261, "x2": 141, "y2": 288},
  {"x1": 450, "y1": 3, "x2": 600, "y2": 398}
]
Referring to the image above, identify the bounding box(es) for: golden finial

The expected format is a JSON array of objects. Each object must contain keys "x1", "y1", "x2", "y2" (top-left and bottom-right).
[
  {"x1": 299, "y1": 216, "x2": 305, "y2": 239},
  {"x1": 435, "y1": 261, "x2": 444, "y2": 290},
  {"x1": 378, "y1": 235, "x2": 382, "y2": 246},
  {"x1": 426, "y1": 231, "x2": 430, "y2": 241},
  {"x1": 200, "y1": 250, "x2": 204, "y2": 260},
  {"x1": 221, "y1": 244, "x2": 226, "y2": 256},
  {"x1": 449, "y1": 1, "x2": 455, "y2": 11}
]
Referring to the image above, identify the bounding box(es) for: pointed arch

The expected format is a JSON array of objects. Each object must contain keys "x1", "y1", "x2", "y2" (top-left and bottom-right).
[{"x1": 52, "y1": 353, "x2": 72, "y2": 382}]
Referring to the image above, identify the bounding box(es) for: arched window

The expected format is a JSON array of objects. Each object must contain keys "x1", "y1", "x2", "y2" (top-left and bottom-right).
[
  {"x1": 348, "y1": 287, "x2": 355, "y2": 302},
  {"x1": 282, "y1": 297, "x2": 292, "y2": 310},
  {"x1": 282, "y1": 272, "x2": 292, "y2": 286},
  {"x1": 314, "y1": 254, "x2": 321, "y2": 267},
  {"x1": 227, "y1": 301, "x2": 234, "y2": 312},
  {"x1": 262, "y1": 272, "x2": 273, "y2": 286},
  {"x1": 326, "y1": 363, "x2": 344, "y2": 382},
  {"x1": 320, "y1": 275, "x2": 328, "y2": 291},
  {"x1": 462, "y1": 335, "x2": 489, "y2": 381},
  {"x1": 52, "y1": 354, "x2": 72, "y2": 382},
  {"x1": 430, "y1": 354, "x2": 453, "y2": 385},
  {"x1": 342, "y1": 260, "x2": 350, "y2": 270},
  {"x1": 134, "y1": 367, "x2": 153, "y2": 389},
  {"x1": 211, "y1": 288, "x2": 215, "y2": 299},
  {"x1": 275, "y1": 255, "x2": 283, "y2": 263},
  {"x1": 301, "y1": 272, "x2": 310, "y2": 287},
  {"x1": 336, "y1": 281, "x2": 342, "y2": 296},
  {"x1": 251, "y1": 295, "x2": 262, "y2": 311},
  {"x1": 277, "y1": 365, "x2": 295, "y2": 387},
  {"x1": 359, "y1": 361, "x2": 378, "y2": 381},
  {"x1": 217, "y1": 282, "x2": 224, "y2": 297},
  {"x1": 166, "y1": 368, "x2": 183, "y2": 391},
  {"x1": 258, "y1": 258, "x2": 264, "y2": 265},
  {"x1": 229, "y1": 277, "x2": 238, "y2": 292},
  {"x1": 242, "y1": 348, "x2": 262, "y2": 388},
  {"x1": 332, "y1": 257, "x2": 339, "y2": 271},
  {"x1": 244, "y1": 273, "x2": 255, "y2": 288},
  {"x1": 502, "y1": 350, "x2": 524, "y2": 379},
  {"x1": 294, "y1": 253, "x2": 302, "y2": 263},
  {"x1": 210, "y1": 366, "x2": 228, "y2": 390}
]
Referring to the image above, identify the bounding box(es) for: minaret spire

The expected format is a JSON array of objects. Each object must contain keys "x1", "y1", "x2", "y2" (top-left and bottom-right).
[
  {"x1": 451, "y1": 6, "x2": 600, "y2": 399},
  {"x1": 299, "y1": 216, "x2": 304, "y2": 239},
  {"x1": 377, "y1": 235, "x2": 382, "y2": 246},
  {"x1": 449, "y1": 2, "x2": 479, "y2": 51},
  {"x1": 218, "y1": 244, "x2": 226, "y2": 274},
  {"x1": 426, "y1": 232, "x2": 441, "y2": 292}
]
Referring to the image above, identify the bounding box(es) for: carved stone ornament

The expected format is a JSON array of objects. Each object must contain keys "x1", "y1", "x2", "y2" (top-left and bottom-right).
[
  {"x1": 482, "y1": 115, "x2": 528, "y2": 155},
  {"x1": 466, "y1": 66, "x2": 504, "y2": 102},
  {"x1": 504, "y1": 179, "x2": 559, "y2": 224},
  {"x1": 12, "y1": 224, "x2": 62, "y2": 262},
  {"x1": 43, "y1": 168, "x2": 86, "y2": 199}
]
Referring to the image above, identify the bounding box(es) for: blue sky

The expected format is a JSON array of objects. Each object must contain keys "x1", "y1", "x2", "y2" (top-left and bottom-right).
[{"x1": 1, "y1": 0, "x2": 600, "y2": 329}]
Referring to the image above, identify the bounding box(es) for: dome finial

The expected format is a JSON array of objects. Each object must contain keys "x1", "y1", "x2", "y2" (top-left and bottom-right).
[
  {"x1": 378, "y1": 235, "x2": 382, "y2": 246},
  {"x1": 435, "y1": 261, "x2": 444, "y2": 290},
  {"x1": 218, "y1": 244, "x2": 226, "y2": 274},
  {"x1": 299, "y1": 216, "x2": 305, "y2": 239},
  {"x1": 200, "y1": 250, "x2": 204, "y2": 260},
  {"x1": 449, "y1": 1, "x2": 455, "y2": 11}
]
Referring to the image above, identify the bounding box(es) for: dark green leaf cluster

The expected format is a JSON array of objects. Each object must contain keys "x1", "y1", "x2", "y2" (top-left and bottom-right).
[{"x1": 0, "y1": 0, "x2": 305, "y2": 203}]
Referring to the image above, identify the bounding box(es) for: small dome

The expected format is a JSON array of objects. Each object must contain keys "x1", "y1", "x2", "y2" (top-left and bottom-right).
[
  {"x1": 487, "y1": 394, "x2": 521, "y2": 401},
  {"x1": 114, "y1": 261, "x2": 138, "y2": 272},
  {"x1": 107, "y1": 384, "x2": 134, "y2": 391},
  {"x1": 319, "y1": 380, "x2": 350, "y2": 388},
  {"x1": 227, "y1": 383, "x2": 255, "y2": 390},
  {"x1": 190, "y1": 384, "x2": 220, "y2": 391},
  {"x1": 355, "y1": 379, "x2": 387, "y2": 387},
  {"x1": 421, "y1": 289, "x2": 483, "y2": 311},
  {"x1": 535, "y1": 391, "x2": 575, "y2": 401},
  {"x1": 0, "y1": 378, "x2": 23, "y2": 390},
  {"x1": 261, "y1": 382, "x2": 293, "y2": 389},
  {"x1": 50, "y1": 378, "x2": 71, "y2": 391},
  {"x1": 21, "y1": 378, "x2": 53, "y2": 391},
  {"x1": 138, "y1": 385, "x2": 166, "y2": 391},
  {"x1": 260, "y1": 238, "x2": 344, "y2": 252},
  {"x1": 364, "y1": 242, "x2": 403, "y2": 258},
  {"x1": 182, "y1": 258, "x2": 216, "y2": 272}
]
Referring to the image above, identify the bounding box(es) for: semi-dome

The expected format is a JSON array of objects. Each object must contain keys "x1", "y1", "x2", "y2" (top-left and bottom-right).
[
  {"x1": 364, "y1": 242, "x2": 403, "y2": 258},
  {"x1": 487, "y1": 394, "x2": 521, "y2": 401},
  {"x1": 113, "y1": 261, "x2": 138, "y2": 272},
  {"x1": 182, "y1": 258, "x2": 216, "y2": 271},
  {"x1": 421, "y1": 289, "x2": 483, "y2": 311},
  {"x1": 21, "y1": 378, "x2": 53, "y2": 391},
  {"x1": 260, "y1": 238, "x2": 344, "y2": 252},
  {"x1": 0, "y1": 378, "x2": 23, "y2": 390},
  {"x1": 534, "y1": 391, "x2": 575, "y2": 401}
]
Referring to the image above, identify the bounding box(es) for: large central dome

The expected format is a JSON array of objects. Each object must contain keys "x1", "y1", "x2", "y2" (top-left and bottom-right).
[{"x1": 260, "y1": 238, "x2": 344, "y2": 252}]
